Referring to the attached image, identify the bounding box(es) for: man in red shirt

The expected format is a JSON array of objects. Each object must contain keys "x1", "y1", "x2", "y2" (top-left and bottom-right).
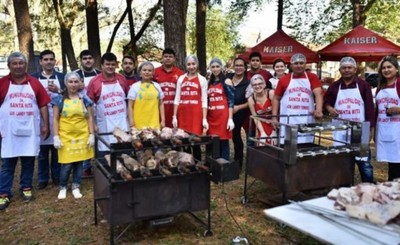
[
  {"x1": 153, "y1": 48, "x2": 184, "y2": 128},
  {"x1": 246, "y1": 51, "x2": 273, "y2": 89},
  {"x1": 121, "y1": 55, "x2": 139, "y2": 86},
  {"x1": 0, "y1": 52, "x2": 50, "y2": 210},
  {"x1": 86, "y1": 53, "x2": 130, "y2": 156},
  {"x1": 272, "y1": 53, "x2": 323, "y2": 143}
]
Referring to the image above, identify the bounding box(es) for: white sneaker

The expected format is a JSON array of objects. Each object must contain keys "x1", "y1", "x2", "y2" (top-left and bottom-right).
[
  {"x1": 58, "y1": 188, "x2": 67, "y2": 199},
  {"x1": 72, "y1": 188, "x2": 83, "y2": 199}
]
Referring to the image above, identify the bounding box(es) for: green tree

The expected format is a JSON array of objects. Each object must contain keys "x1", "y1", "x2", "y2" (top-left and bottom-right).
[
  {"x1": 187, "y1": 6, "x2": 241, "y2": 65},
  {"x1": 283, "y1": 0, "x2": 400, "y2": 45}
]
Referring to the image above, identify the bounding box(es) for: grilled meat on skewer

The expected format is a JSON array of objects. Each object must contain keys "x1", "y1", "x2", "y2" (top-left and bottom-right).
[
  {"x1": 130, "y1": 127, "x2": 143, "y2": 148},
  {"x1": 104, "y1": 154, "x2": 133, "y2": 181},
  {"x1": 113, "y1": 127, "x2": 132, "y2": 143},
  {"x1": 120, "y1": 154, "x2": 140, "y2": 172}
]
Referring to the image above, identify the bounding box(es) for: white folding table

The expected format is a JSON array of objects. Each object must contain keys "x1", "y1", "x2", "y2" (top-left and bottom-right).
[{"x1": 264, "y1": 197, "x2": 400, "y2": 245}]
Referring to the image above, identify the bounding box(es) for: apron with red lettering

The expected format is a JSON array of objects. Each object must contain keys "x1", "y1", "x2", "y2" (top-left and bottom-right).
[
  {"x1": 333, "y1": 83, "x2": 364, "y2": 146},
  {"x1": 38, "y1": 76, "x2": 61, "y2": 145},
  {"x1": 0, "y1": 81, "x2": 40, "y2": 157},
  {"x1": 279, "y1": 73, "x2": 314, "y2": 143},
  {"x1": 207, "y1": 82, "x2": 231, "y2": 140},
  {"x1": 177, "y1": 75, "x2": 203, "y2": 135},
  {"x1": 160, "y1": 80, "x2": 177, "y2": 128},
  {"x1": 96, "y1": 81, "x2": 128, "y2": 151},
  {"x1": 255, "y1": 95, "x2": 277, "y2": 145},
  {"x1": 375, "y1": 82, "x2": 400, "y2": 163}
]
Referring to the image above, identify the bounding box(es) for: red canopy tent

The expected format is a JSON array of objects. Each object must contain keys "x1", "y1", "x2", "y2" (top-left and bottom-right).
[
  {"x1": 318, "y1": 25, "x2": 400, "y2": 61},
  {"x1": 239, "y1": 30, "x2": 319, "y2": 64}
]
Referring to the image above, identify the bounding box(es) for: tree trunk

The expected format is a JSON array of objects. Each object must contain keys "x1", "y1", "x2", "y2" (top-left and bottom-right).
[
  {"x1": 86, "y1": 0, "x2": 101, "y2": 68},
  {"x1": 352, "y1": 0, "x2": 362, "y2": 27},
  {"x1": 196, "y1": 0, "x2": 207, "y2": 76},
  {"x1": 277, "y1": 0, "x2": 283, "y2": 30},
  {"x1": 61, "y1": 27, "x2": 78, "y2": 71},
  {"x1": 163, "y1": 0, "x2": 188, "y2": 70},
  {"x1": 107, "y1": 8, "x2": 128, "y2": 53},
  {"x1": 13, "y1": 0, "x2": 35, "y2": 73}
]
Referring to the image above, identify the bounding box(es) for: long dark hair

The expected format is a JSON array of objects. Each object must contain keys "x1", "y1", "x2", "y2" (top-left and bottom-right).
[
  {"x1": 378, "y1": 55, "x2": 400, "y2": 90},
  {"x1": 209, "y1": 69, "x2": 226, "y2": 85}
]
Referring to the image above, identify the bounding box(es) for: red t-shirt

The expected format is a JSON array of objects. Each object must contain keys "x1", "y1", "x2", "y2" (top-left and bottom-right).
[
  {"x1": 0, "y1": 74, "x2": 50, "y2": 107},
  {"x1": 247, "y1": 69, "x2": 273, "y2": 88},
  {"x1": 153, "y1": 66, "x2": 184, "y2": 127},
  {"x1": 86, "y1": 73, "x2": 130, "y2": 103},
  {"x1": 275, "y1": 72, "x2": 321, "y2": 97}
]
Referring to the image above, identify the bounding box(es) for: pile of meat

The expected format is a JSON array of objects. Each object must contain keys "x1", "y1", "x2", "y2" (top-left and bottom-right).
[
  {"x1": 327, "y1": 180, "x2": 400, "y2": 225},
  {"x1": 113, "y1": 127, "x2": 196, "y2": 147},
  {"x1": 104, "y1": 149, "x2": 208, "y2": 181}
]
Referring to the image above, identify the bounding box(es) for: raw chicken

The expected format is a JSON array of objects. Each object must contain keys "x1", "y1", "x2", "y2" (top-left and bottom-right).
[{"x1": 327, "y1": 180, "x2": 400, "y2": 225}]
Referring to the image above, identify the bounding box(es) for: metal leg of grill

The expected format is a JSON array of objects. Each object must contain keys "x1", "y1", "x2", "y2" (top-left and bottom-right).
[{"x1": 94, "y1": 199, "x2": 98, "y2": 225}]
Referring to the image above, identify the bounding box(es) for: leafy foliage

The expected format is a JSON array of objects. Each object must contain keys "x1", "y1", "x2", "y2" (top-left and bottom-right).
[
  {"x1": 283, "y1": 0, "x2": 400, "y2": 45},
  {"x1": 187, "y1": 5, "x2": 242, "y2": 64}
]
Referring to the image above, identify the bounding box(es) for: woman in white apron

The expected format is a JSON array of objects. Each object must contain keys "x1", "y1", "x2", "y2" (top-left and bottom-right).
[
  {"x1": 52, "y1": 72, "x2": 95, "y2": 199},
  {"x1": 375, "y1": 56, "x2": 400, "y2": 181}
]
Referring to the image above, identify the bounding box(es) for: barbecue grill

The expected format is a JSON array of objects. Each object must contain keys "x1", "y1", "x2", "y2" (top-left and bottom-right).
[
  {"x1": 93, "y1": 132, "x2": 218, "y2": 244},
  {"x1": 242, "y1": 115, "x2": 370, "y2": 204}
]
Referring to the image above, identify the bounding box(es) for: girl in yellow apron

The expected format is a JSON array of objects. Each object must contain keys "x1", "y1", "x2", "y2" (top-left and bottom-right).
[
  {"x1": 127, "y1": 62, "x2": 165, "y2": 129},
  {"x1": 52, "y1": 72, "x2": 94, "y2": 199}
]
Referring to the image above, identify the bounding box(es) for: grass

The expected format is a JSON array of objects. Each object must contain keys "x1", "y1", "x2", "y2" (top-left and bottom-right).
[{"x1": 0, "y1": 143, "x2": 388, "y2": 245}]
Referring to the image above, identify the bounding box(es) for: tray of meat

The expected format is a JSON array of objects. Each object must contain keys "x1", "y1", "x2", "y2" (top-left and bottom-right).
[{"x1": 327, "y1": 179, "x2": 400, "y2": 225}]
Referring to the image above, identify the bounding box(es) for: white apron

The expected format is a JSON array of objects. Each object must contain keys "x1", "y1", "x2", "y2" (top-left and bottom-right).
[
  {"x1": 279, "y1": 73, "x2": 315, "y2": 144},
  {"x1": 38, "y1": 76, "x2": 61, "y2": 145},
  {"x1": 80, "y1": 70, "x2": 98, "y2": 96},
  {"x1": 0, "y1": 81, "x2": 41, "y2": 157},
  {"x1": 96, "y1": 81, "x2": 128, "y2": 151},
  {"x1": 375, "y1": 82, "x2": 400, "y2": 163},
  {"x1": 333, "y1": 83, "x2": 365, "y2": 146}
]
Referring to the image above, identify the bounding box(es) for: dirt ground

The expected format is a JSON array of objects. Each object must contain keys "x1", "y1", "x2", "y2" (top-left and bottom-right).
[{"x1": 0, "y1": 143, "x2": 388, "y2": 245}]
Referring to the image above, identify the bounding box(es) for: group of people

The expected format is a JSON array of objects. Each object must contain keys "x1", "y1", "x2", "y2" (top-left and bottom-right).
[{"x1": 0, "y1": 47, "x2": 399, "y2": 211}]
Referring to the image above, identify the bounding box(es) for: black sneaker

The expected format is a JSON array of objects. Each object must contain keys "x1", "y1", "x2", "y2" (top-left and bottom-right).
[
  {"x1": 37, "y1": 182, "x2": 48, "y2": 190},
  {"x1": 0, "y1": 196, "x2": 10, "y2": 210},
  {"x1": 20, "y1": 189, "x2": 33, "y2": 202}
]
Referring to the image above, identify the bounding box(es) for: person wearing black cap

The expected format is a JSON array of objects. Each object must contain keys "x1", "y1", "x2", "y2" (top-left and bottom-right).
[{"x1": 324, "y1": 56, "x2": 375, "y2": 183}]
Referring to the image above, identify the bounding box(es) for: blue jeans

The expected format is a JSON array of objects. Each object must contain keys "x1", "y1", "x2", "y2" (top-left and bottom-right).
[
  {"x1": 59, "y1": 162, "x2": 83, "y2": 189},
  {"x1": 220, "y1": 140, "x2": 230, "y2": 161},
  {"x1": 355, "y1": 149, "x2": 374, "y2": 183},
  {"x1": 82, "y1": 159, "x2": 92, "y2": 171},
  {"x1": 0, "y1": 156, "x2": 35, "y2": 197},
  {"x1": 38, "y1": 144, "x2": 60, "y2": 184}
]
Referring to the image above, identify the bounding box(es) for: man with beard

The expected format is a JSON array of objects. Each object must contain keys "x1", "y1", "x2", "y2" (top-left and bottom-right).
[
  {"x1": 121, "y1": 55, "x2": 139, "y2": 86},
  {"x1": 74, "y1": 50, "x2": 100, "y2": 177}
]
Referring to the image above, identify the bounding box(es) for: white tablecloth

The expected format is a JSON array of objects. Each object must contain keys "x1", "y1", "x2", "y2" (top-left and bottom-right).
[{"x1": 264, "y1": 197, "x2": 400, "y2": 245}]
